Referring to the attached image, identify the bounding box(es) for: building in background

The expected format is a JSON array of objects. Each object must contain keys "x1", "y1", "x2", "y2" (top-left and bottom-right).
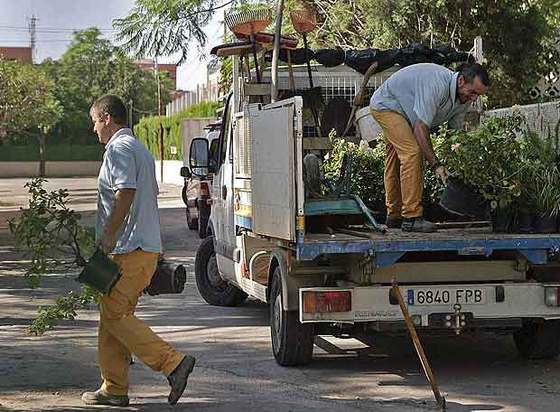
[
  {"x1": 134, "y1": 58, "x2": 178, "y2": 90},
  {"x1": 166, "y1": 58, "x2": 222, "y2": 117},
  {"x1": 0, "y1": 46, "x2": 33, "y2": 64}
]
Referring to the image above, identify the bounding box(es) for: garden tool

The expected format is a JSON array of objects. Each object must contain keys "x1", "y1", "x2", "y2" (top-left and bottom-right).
[
  {"x1": 225, "y1": 8, "x2": 273, "y2": 83},
  {"x1": 342, "y1": 62, "x2": 379, "y2": 140},
  {"x1": 291, "y1": 8, "x2": 322, "y2": 137},
  {"x1": 391, "y1": 279, "x2": 446, "y2": 411}
]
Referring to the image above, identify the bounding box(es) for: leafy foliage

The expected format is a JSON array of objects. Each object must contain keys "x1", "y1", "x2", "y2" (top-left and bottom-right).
[
  {"x1": 39, "y1": 28, "x2": 173, "y2": 146},
  {"x1": 322, "y1": 137, "x2": 386, "y2": 211},
  {"x1": 113, "y1": 0, "x2": 229, "y2": 63},
  {"x1": 115, "y1": 0, "x2": 560, "y2": 108},
  {"x1": 9, "y1": 178, "x2": 99, "y2": 335},
  {"x1": 436, "y1": 115, "x2": 527, "y2": 210},
  {"x1": 136, "y1": 100, "x2": 219, "y2": 160},
  {"x1": 308, "y1": 0, "x2": 559, "y2": 108},
  {"x1": 0, "y1": 59, "x2": 62, "y2": 141},
  {"x1": 323, "y1": 114, "x2": 560, "y2": 222}
]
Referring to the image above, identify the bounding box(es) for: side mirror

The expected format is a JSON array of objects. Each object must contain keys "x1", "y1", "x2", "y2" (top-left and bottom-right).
[{"x1": 189, "y1": 137, "x2": 209, "y2": 178}]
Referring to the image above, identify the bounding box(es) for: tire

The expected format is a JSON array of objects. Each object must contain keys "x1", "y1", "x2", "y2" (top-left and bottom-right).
[
  {"x1": 198, "y1": 216, "x2": 208, "y2": 238},
  {"x1": 513, "y1": 320, "x2": 560, "y2": 359},
  {"x1": 195, "y1": 236, "x2": 247, "y2": 306},
  {"x1": 186, "y1": 206, "x2": 198, "y2": 230},
  {"x1": 270, "y1": 266, "x2": 314, "y2": 366}
]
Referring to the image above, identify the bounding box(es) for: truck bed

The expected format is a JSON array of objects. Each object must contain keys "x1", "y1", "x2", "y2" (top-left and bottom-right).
[{"x1": 298, "y1": 227, "x2": 560, "y2": 266}]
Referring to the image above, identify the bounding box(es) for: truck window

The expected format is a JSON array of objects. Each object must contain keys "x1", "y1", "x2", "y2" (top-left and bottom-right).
[{"x1": 218, "y1": 93, "x2": 233, "y2": 167}]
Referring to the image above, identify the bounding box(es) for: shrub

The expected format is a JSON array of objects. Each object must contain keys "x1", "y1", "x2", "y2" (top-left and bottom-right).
[
  {"x1": 135, "y1": 101, "x2": 219, "y2": 160},
  {"x1": 322, "y1": 137, "x2": 386, "y2": 211}
]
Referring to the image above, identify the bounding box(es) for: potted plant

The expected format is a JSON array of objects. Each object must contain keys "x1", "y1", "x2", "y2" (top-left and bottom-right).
[
  {"x1": 517, "y1": 128, "x2": 560, "y2": 233},
  {"x1": 531, "y1": 166, "x2": 560, "y2": 233},
  {"x1": 434, "y1": 115, "x2": 526, "y2": 231}
]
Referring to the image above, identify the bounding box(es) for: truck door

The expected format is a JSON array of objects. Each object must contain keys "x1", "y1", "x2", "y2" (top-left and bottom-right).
[{"x1": 212, "y1": 94, "x2": 236, "y2": 280}]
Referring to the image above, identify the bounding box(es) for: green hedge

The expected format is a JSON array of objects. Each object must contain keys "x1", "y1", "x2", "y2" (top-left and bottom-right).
[
  {"x1": 135, "y1": 101, "x2": 219, "y2": 161},
  {"x1": 0, "y1": 144, "x2": 103, "y2": 161}
]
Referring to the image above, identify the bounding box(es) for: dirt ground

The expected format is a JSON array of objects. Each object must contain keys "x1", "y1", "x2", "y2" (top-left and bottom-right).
[{"x1": 0, "y1": 177, "x2": 559, "y2": 412}]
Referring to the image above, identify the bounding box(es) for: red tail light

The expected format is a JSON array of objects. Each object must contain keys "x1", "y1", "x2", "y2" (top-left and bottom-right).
[
  {"x1": 545, "y1": 287, "x2": 560, "y2": 306},
  {"x1": 200, "y1": 182, "x2": 210, "y2": 196},
  {"x1": 302, "y1": 291, "x2": 352, "y2": 313}
]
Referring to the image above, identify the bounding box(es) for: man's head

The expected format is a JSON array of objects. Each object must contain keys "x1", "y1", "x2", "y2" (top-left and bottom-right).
[
  {"x1": 90, "y1": 95, "x2": 128, "y2": 144},
  {"x1": 457, "y1": 63, "x2": 490, "y2": 104}
]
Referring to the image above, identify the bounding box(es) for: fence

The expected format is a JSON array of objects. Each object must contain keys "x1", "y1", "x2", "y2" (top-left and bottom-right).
[{"x1": 483, "y1": 100, "x2": 560, "y2": 138}]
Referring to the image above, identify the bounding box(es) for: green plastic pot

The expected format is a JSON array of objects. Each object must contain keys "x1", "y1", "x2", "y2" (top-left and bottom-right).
[{"x1": 78, "y1": 248, "x2": 121, "y2": 294}]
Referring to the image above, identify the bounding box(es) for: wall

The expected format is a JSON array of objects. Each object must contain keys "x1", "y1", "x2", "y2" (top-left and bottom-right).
[
  {"x1": 154, "y1": 160, "x2": 184, "y2": 186},
  {"x1": 483, "y1": 100, "x2": 560, "y2": 138},
  {"x1": 0, "y1": 161, "x2": 102, "y2": 178}
]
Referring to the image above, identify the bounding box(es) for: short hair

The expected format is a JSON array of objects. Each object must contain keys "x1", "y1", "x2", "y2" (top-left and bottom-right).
[
  {"x1": 457, "y1": 63, "x2": 490, "y2": 87},
  {"x1": 91, "y1": 95, "x2": 127, "y2": 125}
]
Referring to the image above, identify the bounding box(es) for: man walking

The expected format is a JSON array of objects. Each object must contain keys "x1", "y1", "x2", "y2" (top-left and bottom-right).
[
  {"x1": 82, "y1": 95, "x2": 195, "y2": 407},
  {"x1": 370, "y1": 62, "x2": 490, "y2": 232}
]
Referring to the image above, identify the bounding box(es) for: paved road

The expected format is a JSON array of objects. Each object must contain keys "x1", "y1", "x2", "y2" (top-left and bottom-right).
[{"x1": 0, "y1": 178, "x2": 559, "y2": 411}]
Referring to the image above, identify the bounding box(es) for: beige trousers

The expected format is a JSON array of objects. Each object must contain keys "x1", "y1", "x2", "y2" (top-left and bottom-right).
[
  {"x1": 98, "y1": 249, "x2": 184, "y2": 395},
  {"x1": 371, "y1": 109, "x2": 424, "y2": 219}
]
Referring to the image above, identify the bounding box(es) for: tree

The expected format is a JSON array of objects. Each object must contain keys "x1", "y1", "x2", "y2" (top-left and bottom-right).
[
  {"x1": 115, "y1": 0, "x2": 560, "y2": 108},
  {"x1": 113, "y1": 0, "x2": 235, "y2": 63},
  {"x1": 308, "y1": 0, "x2": 559, "y2": 108},
  {"x1": 42, "y1": 28, "x2": 173, "y2": 145},
  {"x1": 0, "y1": 59, "x2": 61, "y2": 141}
]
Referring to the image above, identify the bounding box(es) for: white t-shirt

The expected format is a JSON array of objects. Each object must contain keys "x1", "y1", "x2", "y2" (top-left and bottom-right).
[{"x1": 96, "y1": 128, "x2": 162, "y2": 254}]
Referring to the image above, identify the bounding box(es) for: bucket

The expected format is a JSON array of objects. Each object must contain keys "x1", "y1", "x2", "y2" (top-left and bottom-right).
[
  {"x1": 439, "y1": 178, "x2": 489, "y2": 219},
  {"x1": 144, "y1": 260, "x2": 187, "y2": 296},
  {"x1": 355, "y1": 107, "x2": 382, "y2": 142},
  {"x1": 78, "y1": 248, "x2": 121, "y2": 294}
]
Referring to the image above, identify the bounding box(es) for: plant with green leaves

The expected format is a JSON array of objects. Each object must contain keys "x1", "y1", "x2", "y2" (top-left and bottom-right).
[
  {"x1": 0, "y1": 58, "x2": 62, "y2": 141},
  {"x1": 135, "y1": 100, "x2": 220, "y2": 160},
  {"x1": 322, "y1": 135, "x2": 386, "y2": 211},
  {"x1": 518, "y1": 129, "x2": 560, "y2": 217},
  {"x1": 435, "y1": 115, "x2": 527, "y2": 211},
  {"x1": 9, "y1": 178, "x2": 99, "y2": 335}
]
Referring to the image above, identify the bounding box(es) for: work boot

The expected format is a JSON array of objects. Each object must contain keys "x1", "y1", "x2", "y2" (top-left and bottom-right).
[
  {"x1": 167, "y1": 355, "x2": 196, "y2": 405},
  {"x1": 401, "y1": 217, "x2": 437, "y2": 233},
  {"x1": 385, "y1": 216, "x2": 403, "y2": 229},
  {"x1": 81, "y1": 389, "x2": 129, "y2": 407}
]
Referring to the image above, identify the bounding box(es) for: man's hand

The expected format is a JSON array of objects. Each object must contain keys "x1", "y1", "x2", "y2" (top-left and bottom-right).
[{"x1": 434, "y1": 165, "x2": 449, "y2": 185}]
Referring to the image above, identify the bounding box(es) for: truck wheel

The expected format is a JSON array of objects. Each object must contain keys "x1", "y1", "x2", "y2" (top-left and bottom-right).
[
  {"x1": 514, "y1": 320, "x2": 560, "y2": 359},
  {"x1": 198, "y1": 216, "x2": 208, "y2": 238},
  {"x1": 181, "y1": 185, "x2": 188, "y2": 206},
  {"x1": 195, "y1": 236, "x2": 247, "y2": 306},
  {"x1": 270, "y1": 266, "x2": 314, "y2": 366},
  {"x1": 186, "y1": 206, "x2": 198, "y2": 230}
]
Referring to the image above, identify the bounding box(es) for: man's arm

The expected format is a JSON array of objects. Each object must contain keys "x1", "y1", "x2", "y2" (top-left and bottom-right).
[
  {"x1": 413, "y1": 120, "x2": 449, "y2": 183},
  {"x1": 413, "y1": 120, "x2": 438, "y2": 167},
  {"x1": 101, "y1": 188, "x2": 136, "y2": 254}
]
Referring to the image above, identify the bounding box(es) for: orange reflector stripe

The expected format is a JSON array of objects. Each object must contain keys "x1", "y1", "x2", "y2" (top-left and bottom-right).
[{"x1": 302, "y1": 291, "x2": 351, "y2": 313}]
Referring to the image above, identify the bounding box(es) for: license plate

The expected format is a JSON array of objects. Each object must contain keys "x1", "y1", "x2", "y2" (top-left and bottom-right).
[{"x1": 407, "y1": 288, "x2": 486, "y2": 306}]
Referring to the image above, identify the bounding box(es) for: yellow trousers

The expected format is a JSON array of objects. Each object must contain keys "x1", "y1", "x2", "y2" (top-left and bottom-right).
[
  {"x1": 371, "y1": 109, "x2": 424, "y2": 219},
  {"x1": 98, "y1": 249, "x2": 184, "y2": 395}
]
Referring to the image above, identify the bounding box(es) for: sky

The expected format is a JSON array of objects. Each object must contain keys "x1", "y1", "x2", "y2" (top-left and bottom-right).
[{"x1": 0, "y1": 0, "x2": 223, "y2": 91}]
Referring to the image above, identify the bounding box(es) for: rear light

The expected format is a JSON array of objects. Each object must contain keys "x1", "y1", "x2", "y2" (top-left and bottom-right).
[
  {"x1": 544, "y1": 287, "x2": 560, "y2": 306},
  {"x1": 200, "y1": 182, "x2": 210, "y2": 196},
  {"x1": 302, "y1": 291, "x2": 351, "y2": 313}
]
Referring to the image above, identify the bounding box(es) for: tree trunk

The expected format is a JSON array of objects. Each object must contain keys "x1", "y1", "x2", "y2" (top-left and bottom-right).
[{"x1": 38, "y1": 131, "x2": 46, "y2": 177}]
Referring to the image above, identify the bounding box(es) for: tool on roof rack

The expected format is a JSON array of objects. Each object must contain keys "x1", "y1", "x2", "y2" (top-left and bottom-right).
[{"x1": 225, "y1": 8, "x2": 273, "y2": 83}]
